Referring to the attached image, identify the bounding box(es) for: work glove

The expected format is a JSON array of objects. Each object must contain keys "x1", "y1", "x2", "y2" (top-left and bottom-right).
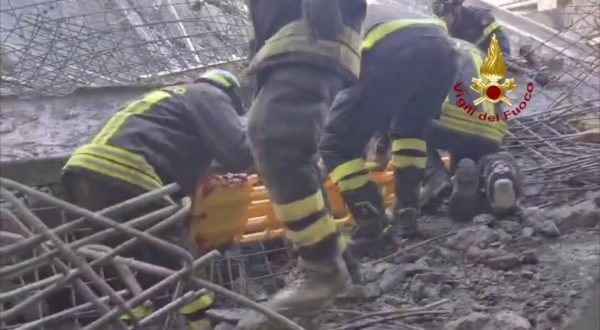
[{"x1": 302, "y1": 0, "x2": 343, "y2": 40}]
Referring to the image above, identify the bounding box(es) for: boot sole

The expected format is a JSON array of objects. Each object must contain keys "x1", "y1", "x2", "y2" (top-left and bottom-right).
[
  {"x1": 449, "y1": 159, "x2": 480, "y2": 222},
  {"x1": 491, "y1": 178, "x2": 517, "y2": 214}
]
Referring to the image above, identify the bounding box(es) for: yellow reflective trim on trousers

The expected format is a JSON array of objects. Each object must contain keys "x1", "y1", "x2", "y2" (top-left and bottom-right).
[
  {"x1": 178, "y1": 291, "x2": 215, "y2": 315},
  {"x1": 338, "y1": 234, "x2": 348, "y2": 252},
  {"x1": 287, "y1": 214, "x2": 338, "y2": 247},
  {"x1": 391, "y1": 155, "x2": 427, "y2": 169},
  {"x1": 93, "y1": 90, "x2": 171, "y2": 144},
  {"x1": 273, "y1": 190, "x2": 325, "y2": 223},
  {"x1": 363, "y1": 18, "x2": 448, "y2": 50},
  {"x1": 437, "y1": 115, "x2": 505, "y2": 144},
  {"x1": 76, "y1": 144, "x2": 159, "y2": 177},
  {"x1": 442, "y1": 103, "x2": 507, "y2": 136},
  {"x1": 202, "y1": 71, "x2": 231, "y2": 88},
  {"x1": 120, "y1": 305, "x2": 152, "y2": 321},
  {"x1": 337, "y1": 174, "x2": 370, "y2": 192},
  {"x1": 329, "y1": 158, "x2": 365, "y2": 183},
  {"x1": 391, "y1": 138, "x2": 426, "y2": 153},
  {"x1": 249, "y1": 20, "x2": 362, "y2": 78},
  {"x1": 65, "y1": 155, "x2": 163, "y2": 192},
  {"x1": 475, "y1": 21, "x2": 501, "y2": 46}
]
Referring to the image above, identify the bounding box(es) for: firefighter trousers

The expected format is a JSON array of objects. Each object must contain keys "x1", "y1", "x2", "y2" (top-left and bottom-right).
[
  {"x1": 247, "y1": 64, "x2": 345, "y2": 256},
  {"x1": 320, "y1": 31, "x2": 458, "y2": 215}
]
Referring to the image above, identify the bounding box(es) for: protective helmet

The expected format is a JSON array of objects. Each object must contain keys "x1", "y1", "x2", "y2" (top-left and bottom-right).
[
  {"x1": 432, "y1": 0, "x2": 463, "y2": 16},
  {"x1": 196, "y1": 69, "x2": 245, "y2": 115}
]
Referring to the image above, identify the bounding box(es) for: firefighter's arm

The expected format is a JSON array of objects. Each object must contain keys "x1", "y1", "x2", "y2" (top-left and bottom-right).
[
  {"x1": 192, "y1": 90, "x2": 254, "y2": 173},
  {"x1": 478, "y1": 12, "x2": 511, "y2": 57}
]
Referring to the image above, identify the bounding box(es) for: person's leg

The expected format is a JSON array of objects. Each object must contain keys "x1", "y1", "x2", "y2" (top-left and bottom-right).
[
  {"x1": 387, "y1": 36, "x2": 458, "y2": 238},
  {"x1": 247, "y1": 64, "x2": 349, "y2": 317},
  {"x1": 419, "y1": 145, "x2": 452, "y2": 211},
  {"x1": 320, "y1": 84, "x2": 395, "y2": 259}
]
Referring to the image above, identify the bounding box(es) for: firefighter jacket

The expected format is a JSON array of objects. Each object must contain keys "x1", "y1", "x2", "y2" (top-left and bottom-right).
[
  {"x1": 435, "y1": 39, "x2": 508, "y2": 145},
  {"x1": 450, "y1": 6, "x2": 510, "y2": 55},
  {"x1": 63, "y1": 82, "x2": 254, "y2": 197},
  {"x1": 362, "y1": 4, "x2": 450, "y2": 51},
  {"x1": 247, "y1": 0, "x2": 366, "y2": 84}
]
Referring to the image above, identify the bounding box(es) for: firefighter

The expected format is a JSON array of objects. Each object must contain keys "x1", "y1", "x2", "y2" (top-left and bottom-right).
[
  {"x1": 319, "y1": 3, "x2": 459, "y2": 249},
  {"x1": 237, "y1": 0, "x2": 366, "y2": 324},
  {"x1": 419, "y1": 38, "x2": 523, "y2": 222},
  {"x1": 433, "y1": 0, "x2": 551, "y2": 86},
  {"x1": 61, "y1": 69, "x2": 253, "y2": 325}
]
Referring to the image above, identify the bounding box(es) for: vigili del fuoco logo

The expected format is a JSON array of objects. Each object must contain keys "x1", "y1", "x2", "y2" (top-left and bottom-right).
[{"x1": 454, "y1": 34, "x2": 535, "y2": 122}]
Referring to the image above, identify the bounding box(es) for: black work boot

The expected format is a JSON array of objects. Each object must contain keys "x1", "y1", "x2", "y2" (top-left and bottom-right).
[
  {"x1": 393, "y1": 167, "x2": 424, "y2": 238},
  {"x1": 448, "y1": 158, "x2": 481, "y2": 222},
  {"x1": 481, "y1": 152, "x2": 523, "y2": 216},
  {"x1": 344, "y1": 183, "x2": 396, "y2": 259},
  {"x1": 419, "y1": 149, "x2": 452, "y2": 211}
]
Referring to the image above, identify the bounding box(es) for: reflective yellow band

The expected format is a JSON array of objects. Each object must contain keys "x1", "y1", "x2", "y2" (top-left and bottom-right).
[
  {"x1": 391, "y1": 138, "x2": 426, "y2": 153},
  {"x1": 93, "y1": 90, "x2": 171, "y2": 144},
  {"x1": 120, "y1": 305, "x2": 152, "y2": 321},
  {"x1": 338, "y1": 174, "x2": 370, "y2": 192},
  {"x1": 391, "y1": 155, "x2": 427, "y2": 168},
  {"x1": 250, "y1": 20, "x2": 362, "y2": 78},
  {"x1": 442, "y1": 103, "x2": 507, "y2": 134},
  {"x1": 287, "y1": 214, "x2": 337, "y2": 247},
  {"x1": 437, "y1": 114, "x2": 506, "y2": 144},
  {"x1": 65, "y1": 154, "x2": 165, "y2": 193},
  {"x1": 363, "y1": 18, "x2": 447, "y2": 50},
  {"x1": 202, "y1": 71, "x2": 231, "y2": 88},
  {"x1": 475, "y1": 21, "x2": 501, "y2": 46},
  {"x1": 178, "y1": 291, "x2": 215, "y2": 315},
  {"x1": 329, "y1": 158, "x2": 365, "y2": 183},
  {"x1": 273, "y1": 190, "x2": 325, "y2": 223},
  {"x1": 338, "y1": 234, "x2": 348, "y2": 252},
  {"x1": 75, "y1": 144, "x2": 158, "y2": 175}
]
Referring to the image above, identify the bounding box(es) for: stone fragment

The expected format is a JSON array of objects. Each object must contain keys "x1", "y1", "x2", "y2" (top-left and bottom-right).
[
  {"x1": 444, "y1": 312, "x2": 492, "y2": 330},
  {"x1": 498, "y1": 220, "x2": 522, "y2": 234},
  {"x1": 378, "y1": 265, "x2": 406, "y2": 293},
  {"x1": 545, "y1": 306, "x2": 561, "y2": 321},
  {"x1": 521, "y1": 227, "x2": 534, "y2": 237},
  {"x1": 215, "y1": 322, "x2": 236, "y2": 330},
  {"x1": 473, "y1": 213, "x2": 495, "y2": 225},
  {"x1": 521, "y1": 207, "x2": 546, "y2": 228},
  {"x1": 447, "y1": 226, "x2": 499, "y2": 251},
  {"x1": 410, "y1": 279, "x2": 426, "y2": 303},
  {"x1": 486, "y1": 253, "x2": 522, "y2": 271},
  {"x1": 537, "y1": 220, "x2": 561, "y2": 238},
  {"x1": 521, "y1": 250, "x2": 539, "y2": 265},
  {"x1": 496, "y1": 228, "x2": 513, "y2": 243},
  {"x1": 551, "y1": 200, "x2": 600, "y2": 231},
  {"x1": 484, "y1": 310, "x2": 532, "y2": 330},
  {"x1": 207, "y1": 308, "x2": 250, "y2": 323}
]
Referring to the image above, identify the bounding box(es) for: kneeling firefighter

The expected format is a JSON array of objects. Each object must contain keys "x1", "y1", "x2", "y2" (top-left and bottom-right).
[
  {"x1": 62, "y1": 69, "x2": 254, "y2": 325},
  {"x1": 419, "y1": 38, "x2": 523, "y2": 222},
  {"x1": 236, "y1": 0, "x2": 367, "y2": 326},
  {"x1": 319, "y1": 3, "x2": 459, "y2": 251}
]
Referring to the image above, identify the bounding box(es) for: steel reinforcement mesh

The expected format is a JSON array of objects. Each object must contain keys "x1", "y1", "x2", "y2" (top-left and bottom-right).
[{"x1": 0, "y1": 0, "x2": 250, "y2": 97}]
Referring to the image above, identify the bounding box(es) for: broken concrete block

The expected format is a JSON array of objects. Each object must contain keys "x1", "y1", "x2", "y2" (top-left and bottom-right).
[
  {"x1": 484, "y1": 310, "x2": 531, "y2": 330},
  {"x1": 444, "y1": 312, "x2": 492, "y2": 330},
  {"x1": 521, "y1": 250, "x2": 539, "y2": 265},
  {"x1": 378, "y1": 264, "x2": 406, "y2": 293},
  {"x1": 486, "y1": 253, "x2": 522, "y2": 271},
  {"x1": 498, "y1": 220, "x2": 522, "y2": 234},
  {"x1": 214, "y1": 322, "x2": 236, "y2": 330},
  {"x1": 206, "y1": 308, "x2": 250, "y2": 323},
  {"x1": 447, "y1": 226, "x2": 499, "y2": 251},
  {"x1": 537, "y1": 220, "x2": 561, "y2": 238},
  {"x1": 551, "y1": 200, "x2": 600, "y2": 231},
  {"x1": 473, "y1": 213, "x2": 495, "y2": 226},
  {"x1": 521, "y1": 207, "x2": 546, "y2": 228},
  {"x1": 410, "y1": 279, "x2": 427, "y2": 303},
  {"x1": 521, "y1": 227, "x2": 534, "y2": 237}
]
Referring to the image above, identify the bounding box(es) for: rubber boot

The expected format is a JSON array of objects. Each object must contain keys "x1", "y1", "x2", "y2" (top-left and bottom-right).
[
  {"x1": 266, "y1": 234, "x2": 351, "y2": 318},
  {"x1": 393, "y1": 167, "x2": 423, "y2": 238},
  {"x1": 448, "y1": 158, "x2": 481, "y2": 222},
  {"x1": 365, "y1": 133, "x2": 391, "y2": 171},
  {"x1": 344, "y1": 183, "x2": 396, "y2": 259},
  {"x1": 419, "y1": 149, "x2": 452, "y2": 211},
  {"x1": 481, "y1": 151, "x2": 522, "y2": 216}
]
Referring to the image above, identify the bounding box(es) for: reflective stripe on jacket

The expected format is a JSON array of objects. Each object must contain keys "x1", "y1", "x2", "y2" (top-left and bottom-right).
[
  {"x1": 362, "y1": 18, "x2": 448, "y2": 50},
  {"x1": 63, "y1": 83, "x2": 253, "y2": 196},
  {"x1": 435, "y1": 39, "x2": 507, "y2": 145}
]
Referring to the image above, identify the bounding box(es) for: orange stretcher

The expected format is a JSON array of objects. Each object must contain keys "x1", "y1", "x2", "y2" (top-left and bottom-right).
[{"x1": 189, "y1": 157, "x2": 450, "y2": 251}]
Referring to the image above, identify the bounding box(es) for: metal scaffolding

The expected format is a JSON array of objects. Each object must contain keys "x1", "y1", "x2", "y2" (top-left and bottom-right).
[{"x1": 0, "y1": 0, "x2": 250, "y2": 97}]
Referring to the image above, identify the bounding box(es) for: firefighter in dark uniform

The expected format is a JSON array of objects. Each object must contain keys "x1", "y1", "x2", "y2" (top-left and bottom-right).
[
  {"x1": 433, "y1": 0, "x2": 551, "y2": 86},
  {"x1": 319, "y1": 3, "x2": 459, "y2": 251},
  {"x1": 238, "y1": 0, "x2": 367, "y2": 323},
  {"x1": 419, "y1": 38, "x2": 523, "y2": 222},
  {"x1": 61, "y1": 69, "x2": 253, "y2": 324}
]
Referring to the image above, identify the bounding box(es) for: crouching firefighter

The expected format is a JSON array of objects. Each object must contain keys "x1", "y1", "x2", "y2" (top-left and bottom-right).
[
  {"x1": 419, "y1": 38, "x2": 523, "y2": 222},
  {"x1": 61, "y1": 69, "x2": 254, "y2": 326},
  {"x1": 320, "y1": 3, "x2": 459, "y2": 251},
  {"x1": 236, "y1": 0, "x2": 366, "y2": 326}
]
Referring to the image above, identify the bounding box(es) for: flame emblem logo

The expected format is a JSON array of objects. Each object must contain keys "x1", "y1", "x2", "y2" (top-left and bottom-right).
[{"x1": 471, "y1": 34, "x2": 517, "y2": 105}]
